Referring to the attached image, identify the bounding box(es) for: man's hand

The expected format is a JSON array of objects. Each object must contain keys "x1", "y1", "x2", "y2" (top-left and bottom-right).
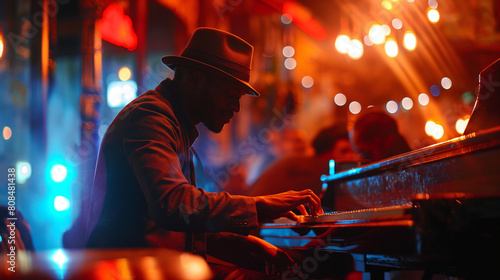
[
  {"x1": 253, "y1": 189, "x2": 324, "y2": 223},
  {"x1": 206, "y1": 233, "x2": 294, "y2": 275}
]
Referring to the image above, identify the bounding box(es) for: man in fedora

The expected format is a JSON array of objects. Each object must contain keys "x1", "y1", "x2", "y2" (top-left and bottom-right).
[{"x1": 83, "y1": 27, "x2": 323, "y2": 278}]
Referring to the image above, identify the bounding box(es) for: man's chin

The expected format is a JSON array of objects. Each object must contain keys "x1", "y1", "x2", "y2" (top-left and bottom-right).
[{"x1": 204, "y1": 122, "x2": 225, "y2": 133}]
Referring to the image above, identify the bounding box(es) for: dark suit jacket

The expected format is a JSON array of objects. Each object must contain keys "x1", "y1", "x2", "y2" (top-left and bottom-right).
[{"x1": 85, "y1": 79, "x2": 258, "y2": 249}]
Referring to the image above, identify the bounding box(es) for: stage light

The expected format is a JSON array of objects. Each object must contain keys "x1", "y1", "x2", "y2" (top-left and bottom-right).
[
  {"x1": 334, "y1": 93, "x2": 347, "y2": 106},
  {"x1": 368, "y1": 24, "x2": 385, "y2": 45},
  {"x1": 403, "y1": 32, "x2": 417, "y2": 51},
  {"x1": 418, "y1": 93, "x2": 430, "y2": 106},
  {"x1": 385, "y1": 38, "x2": 398, "y2": 57},
  {"x1": 386, "y1": 100, "x2": 399, "y2": 114},
  {"x1": 349, "y1": 101, "x2": 362, "y2": 114},
  {"x1": 3, "y1": 126, "x2": 12, "y2": 140},
  {"x1": 402, "y1": 97, "x2": 413, "y2": 110},
  {"x1": 107, "y1": 80, "x2": 137, "y2": 108},
  {"x1": 54, "y1": 196, "x2": 70, "y2": 212},
  {"x1": 0, "y1": 36, "x2": 4, "y2": 59},
  {"x1": 281, "y1": 14, "x2": 292, "y2": 24},
  {"x1": 392, "y1": 19, "x2": 403, "y2": 29},
  {"x1": 456, "y1": 117, "x2": 469, "y2": 134},
  {"x1": 282, "y1": 46, "x2": 295, "y2": 57},
  {"x1": 16, "y1": 161, "x2": 31, "y2": 184},
  {"x1": 118, "y1": 67, "x2": 132, "y2": 81},
  {"x1": 348, "y1": 39, "x2": 364, "y2": 59},
  {"x1": 51, "y1": 164, "x2": 67, "y2": 183},
  {"x1": 430, "y1": 85, "x2": 441, "y2": 96},
  {"x1": 428, "y1": 9, "x2": 440, "y2": 23},
  {"x1": 335, "y1": 35, "x2": 351, "y2": 54},
  {"x1": 284, "y1": 58, "x2": 297, "y2": 70},
  {"x1": 441, "y1": 77, "x2": 452, "y2": 89},
  {"x1": 50, "y1": 249, "x2": 68, "y2": 269},
  {"x1": 301, "y1": 76, "x2": 314, "y2": 88}
]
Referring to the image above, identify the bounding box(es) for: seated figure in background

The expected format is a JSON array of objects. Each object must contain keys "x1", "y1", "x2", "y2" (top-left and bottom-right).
[
  {"x1": 350, "y1": 109, "x2": 411, "y2": 162},
  {"x1": 248, "y1": 123, "x2": 358, "y2": 196}
]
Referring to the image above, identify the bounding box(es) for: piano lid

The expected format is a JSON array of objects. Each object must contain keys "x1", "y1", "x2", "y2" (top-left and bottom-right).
[{"x1": 321, "y1": 126, "x2": 500, "y2": 210}]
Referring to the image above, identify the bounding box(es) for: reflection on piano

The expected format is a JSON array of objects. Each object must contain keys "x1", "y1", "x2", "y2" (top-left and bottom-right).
[{"x1": 259, "y1": 58, "x2": 500, "y2": 279}]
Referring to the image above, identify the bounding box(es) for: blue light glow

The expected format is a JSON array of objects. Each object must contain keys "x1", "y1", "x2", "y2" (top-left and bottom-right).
[
  {"x1": 54, "y1": 196, "x2": 70, "y2": 211},
  {"x1": 107, "y1": 80, "x2": 137, "y2": 108},
  {"x1": 50, "y1": 249, "x2": 68, "y2": 270},
  {"x1": 16, "y1": 161, "x2": 32, "y2": 184},
  {"x1": 50, "y1": 164, "x2": 67, "y2": 183}
]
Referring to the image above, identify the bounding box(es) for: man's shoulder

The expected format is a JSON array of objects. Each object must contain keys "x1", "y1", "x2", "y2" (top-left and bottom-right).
[{"x1": 119, "y1": 90, "x2": 176, "y2": 120}]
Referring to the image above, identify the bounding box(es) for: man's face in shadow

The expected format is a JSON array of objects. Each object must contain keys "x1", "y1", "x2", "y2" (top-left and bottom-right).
[{"x1": 197, "y1": 73, "x2": 246, "y2": 133}]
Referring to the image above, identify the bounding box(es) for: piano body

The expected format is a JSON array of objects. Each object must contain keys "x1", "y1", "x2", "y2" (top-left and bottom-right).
[{"x1": 259, "y1": 58, "x2": 500, "y2": 279}]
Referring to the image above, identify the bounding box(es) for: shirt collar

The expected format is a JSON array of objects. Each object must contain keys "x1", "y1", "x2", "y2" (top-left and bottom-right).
[{"x1": 156, "y1": 79, "x2": 199, "y2": 145}]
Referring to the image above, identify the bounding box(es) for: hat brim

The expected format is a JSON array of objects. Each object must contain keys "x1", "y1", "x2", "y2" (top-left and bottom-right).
[{"x1": 161, "y1": 55, "x2": 260, "y2": 97}]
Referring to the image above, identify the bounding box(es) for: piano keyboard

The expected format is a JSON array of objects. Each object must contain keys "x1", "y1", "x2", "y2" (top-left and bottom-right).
[{"x1": 269, "y1": 205, "x2": 413, "y2": 225}]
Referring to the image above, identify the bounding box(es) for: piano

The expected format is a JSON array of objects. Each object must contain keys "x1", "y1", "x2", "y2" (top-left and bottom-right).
[{"x1": 259, "y1": 58, "x2": 500, "y2": 280}]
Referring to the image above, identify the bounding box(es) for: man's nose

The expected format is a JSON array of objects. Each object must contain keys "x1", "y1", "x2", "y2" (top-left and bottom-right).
[{"x1": 232, "y1": 98, "x2": 241, "y2": 113}]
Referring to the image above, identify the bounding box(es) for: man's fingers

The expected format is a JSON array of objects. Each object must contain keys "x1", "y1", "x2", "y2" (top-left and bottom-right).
[
  {"x1": 296, "y1": 204, "x2": 308, "y2": 216},
  {"x1": 298, "y1": 190, "x2": 323, "y2": 216},
  {"x1": 281, "y1": 210, "x2": 300, "y2": 222}
]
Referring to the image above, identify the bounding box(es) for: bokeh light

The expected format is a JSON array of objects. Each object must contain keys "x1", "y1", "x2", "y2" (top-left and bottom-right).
[
  {"x1": 282, "y1": 46, "x2": 295, "y2": 57},
  {"x1": 334, "y1": 93, "x2": 347, "y2": 106},
  {"x1": 418, "y1": 93, "x2": 430, "y2": 106},
  {"x1": 392, "y1": 18, "x2": 403, "y2": 29},
  {"x1": 51, "y1": 164, "x2": 68, "y2": 183},
  {"x1": 461, "y1": 91, "x2": 475, "y2": 104},
  {"x1": 118, "y1": 67, "x2": 131, "y2": 81},
  {"x1": 16, "y1": 161, "x2": 32, "y2": 184},
  {"x1": 3, "y1": 126, "x2": 12, "y2": 140},
  {"x1": 348, "y1": 39, "x2": 364, "y2": 59},
  {"x1": 456, "y1": 117, "x2": 470, "y2": 134},
  {"x1": 441, "y1": 77, "x2": 452, "y2": 89},
  {"x1": 349, "y1": 101, "x2": 362, "y2": 114},
  {"x1": 382, "y1": 25, "x2": 391, "y2": 36},
  {"x1": 428, "y1": 0, "x2": 438, "y2": 9},
  {"x1": 425, "y1": 121, "x2": 444, "y2": 140},
  {"x1": 284, "y1": 58, "x2": 297, "y2": 70},
  {"x1": 363, "y1": 35, "x2": 374, "y2": 46},
  {"x1": 54, "y1": 196, "x2": 70, "y2": 211},
  {"x1": 428, "y1": 9, "x2": 440, "y2": 23},
  {"x1": 335, "y1": 35, "x2": 351, "y2": 54},
  {"x1": 0, "y1": 37, "x2": 4, "y2": 59},
  {"x1": 369, "y1": 24, "x2": 386, "y2": 45},
  {"x1": 281, "y1": 14, "x2": 293, "y2": 24},
  {"x1": 382, "y1": 0, "x2": 393, "y2": 10},
  {"x1": 385, "y1": 38, "x2": 398, "y2": 57},
  {"x1": 386, "y1": 100, "x2": 399, "y2": 114},
  {"x1": 430, "y1": 85, "x2": 441, "y2": 96},
  {"x1": 403, "y1": 31, "x2": 417, "y2": 51},
  {"x1": 402, "y1": 97, "x2": 413, "y2": 110},
  {"x1": 301, "y1": 76, "x2": 314, "y2": 88}
]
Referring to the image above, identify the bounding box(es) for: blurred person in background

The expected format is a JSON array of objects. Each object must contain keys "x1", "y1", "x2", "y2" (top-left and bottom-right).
[
  {"x1": 350, "y1": 109, "x2": 411, "y2": 162},
  {"x1": 248, "y1": 123, "x2": 358, "y2": 196}
]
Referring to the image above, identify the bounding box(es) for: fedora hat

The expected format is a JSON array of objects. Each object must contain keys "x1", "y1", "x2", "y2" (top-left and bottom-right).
[{"x1": 162, "y1": 27, "x2": 260, "y2": 96}]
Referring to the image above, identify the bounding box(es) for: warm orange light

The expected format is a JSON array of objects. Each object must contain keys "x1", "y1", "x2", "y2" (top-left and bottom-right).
[
  {"x1": 403, "y1": 31, "x2": 417, "y2": 51},
  {"x1": 0, "y1": 36, "x2": 4, "y2": 59},
  {"x1": 282, "y1": 2, "x2": 327, "y2": 41},
  {"x1": 455, "y1": 117, "x2": 470, "y2": 134},
  {"x1": 368, "y1": 24, "x2": 385, "y2": 45},
  {"x1": 425, "y1": 121, "x2": 444, "y2": 140},
  {"x1": 385, "y1": 38, "x2": 398, "y2": 57},
  {"x1": 100, "y1": 3, "x2": 137, "y2": 51},
  {"x1": 3, "y1": 126, "x2": 12, "y2": 140},
  {"x1": 118, "y1": 67, "x2": 132, "y2": 81},
  {"x1": 335, "y1": 35, "x2": 350, "y2": 54},
  {"x1": 348, "y1": 39, "x2": 363, "y2": 59},
  {"x1": 427, "y1": 9, "x2": 440, "y2": 23}
]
